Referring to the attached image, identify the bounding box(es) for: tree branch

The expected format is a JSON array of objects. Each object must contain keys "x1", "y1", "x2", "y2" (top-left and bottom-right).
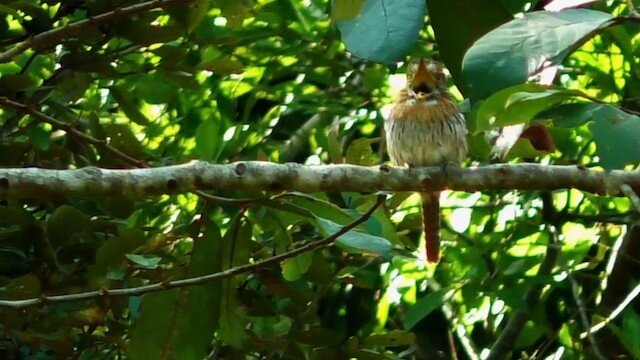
[
  {"x1": 0, "y1": 162, "x2": 638, "y2": 200},
  {"x1": 0, "y1": 194, "x2": 385, "y2": 308},
  {"x1": 0, "y1": 0, "x2": 195, "y2": 63}
]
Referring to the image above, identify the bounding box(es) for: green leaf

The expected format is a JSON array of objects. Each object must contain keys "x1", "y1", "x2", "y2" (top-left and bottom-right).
[
  {"x1": 621, "y1": 309, "x2": 640, "y2": 357},
  {"x1": 129, "y1": 220, "x2": 224, "y2": 360},
  {"x1": 29, "y1": 124, "x2": 50, "y2": 151},
  {"x1": 89, "y1": 228, "x2": 146, "y2": 286},
  {"x1": 403, "y1": 288, "x2": 451, "y2": 329},
  {"x1": 133, "y1": 73, "x2": 178, "y2": 104},
  {"x1": 110, "y1": 86, "x2": 150, "y2": 125},
  {"x1": 331, "y1": 0, "x2": 365, "y2": 22},
  {"x1": 103, "y1": 123, "x2": 147, "y2": 159},
  {"x1": 195, "y1": 120, "x2": 220, "y2": 160},
  {"x1": 345, "y1": 138, "x2": 377, "y2": 165},
  {"x1": 363, "y1": 329, "x2": 416, "y2": 347},
  {"x1": 125, "y1": 254, "x2": 162, "y2": 269},
  {"x1": 588, "y1": 106, "x2": 640, "y2": 170},
  {"x1": 475, "y1": 84, "x2": 582, "y2": 132},
  {"x1": 217, "y1": 215, "x2": 252, "y2": 347},
  {"x1": 46, "y1": 205, "x2": 91, "y2": 249},
  {"x1": 315, "y1": 217, "x2": 391, "y2": 256},
  {"x1": 167, "y1": 0, "x2": 209, "y2": 32},
  {"x1": 544, "y1": 103, "x2": 640, "y2": 169},
  {"x1": 281, "y1": 252, "x2": 313, "y2": 281},
  {"x1": 336, "y1": 0, "x2": 425, "y2": 64},
  {"x1": 462, "y1": 9, "x2": 613, "y2": 102},
  {"x1": 427, "y1": 0, "x2": 511, "y2": 94}
]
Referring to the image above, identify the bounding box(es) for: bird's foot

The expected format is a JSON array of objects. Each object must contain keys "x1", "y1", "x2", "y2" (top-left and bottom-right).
[{"x1": 439, "y1": 161, "x2": 459, "y2": 180}]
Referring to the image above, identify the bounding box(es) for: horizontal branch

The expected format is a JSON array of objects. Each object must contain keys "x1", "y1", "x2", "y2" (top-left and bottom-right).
[{"x1": 0, "y1": 162, "x2": 638, "y2": 199}]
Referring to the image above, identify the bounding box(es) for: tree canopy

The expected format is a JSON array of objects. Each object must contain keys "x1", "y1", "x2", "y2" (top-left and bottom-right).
[{"x1": 0, "y1": 0, "x2": 639, "y2": 359}]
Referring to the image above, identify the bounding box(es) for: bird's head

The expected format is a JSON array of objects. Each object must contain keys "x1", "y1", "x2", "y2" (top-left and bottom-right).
[{"x1": 405, "y1": 58, "x2": 445, "y2": 100}]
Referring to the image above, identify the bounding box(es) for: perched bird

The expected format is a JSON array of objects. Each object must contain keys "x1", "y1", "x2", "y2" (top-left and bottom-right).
[{"x1": 385, "y1": 58, "x2": 468, "y2": 263}]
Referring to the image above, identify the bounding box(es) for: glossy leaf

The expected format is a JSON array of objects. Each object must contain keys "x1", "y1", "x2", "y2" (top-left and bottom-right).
[
  {"x1": 336, "y1": 0, "x2": 425, "y2": 64},
  {"x1": 403, "y1": 288, "x2": 451, "y2": 329},
  {"x1": 427, "y1": 0, "x2": 511, "y2": 93},
  {"x1": 316, "y1": 217, "x2": 391, "y2": 256},
  {"x1": 462, "y1": 9, "x2": 613, "y2": 102},
  {"x1": 475, "y1": 84, "x2": 583, "y2": 132}
]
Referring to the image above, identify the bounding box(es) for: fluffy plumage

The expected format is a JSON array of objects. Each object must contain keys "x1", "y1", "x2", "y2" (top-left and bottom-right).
[{"x1": 385, "y1": 58, "x2": 468, "y2": 262}]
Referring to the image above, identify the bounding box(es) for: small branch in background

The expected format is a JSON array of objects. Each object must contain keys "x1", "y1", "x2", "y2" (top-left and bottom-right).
[
  {"x1": 487, "y1": 226, "x2": 559, "y2": 359},
  {"x1": 619, "y1": 183, "x2": 640, "y2": 213},
  {"x1": 0, "y1": 194, "x2": 386, "y2": 309},
  {"x1": 581, "y1": 281, "x2": 640, "y2": 338},
  {"x1": 0, "y1": 0, "x2": 196, "y2": 63},
  {"x1": 0, "y1": 97, "x2": 144, "y2": 167},
  {"x1": 279, "y1": 113, "x2": 333, "y2": 162},
  {"x1": 556, "y1": 233, "x2": 607, "y2": 360}
]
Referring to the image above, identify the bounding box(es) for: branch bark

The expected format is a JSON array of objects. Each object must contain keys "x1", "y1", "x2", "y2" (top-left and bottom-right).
[{"x1": 0, "y1": 162, "x2": 638, "y2": 200}]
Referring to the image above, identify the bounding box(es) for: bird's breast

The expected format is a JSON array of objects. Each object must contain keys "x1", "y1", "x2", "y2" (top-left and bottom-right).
[{"x1": 385, "y1": 97, "x2": 468, "y2": 167}]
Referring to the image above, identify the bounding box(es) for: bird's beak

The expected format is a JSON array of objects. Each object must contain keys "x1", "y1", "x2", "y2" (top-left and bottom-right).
[{"x1": 410, "y1": 58, "x2": 436, "y2": 96}]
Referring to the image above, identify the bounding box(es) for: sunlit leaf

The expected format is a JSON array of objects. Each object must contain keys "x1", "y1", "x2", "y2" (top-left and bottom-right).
[
  {"x1": 282, "y1": 251, "x2": 313, "y2": 281},
  {"x1": 462, "y1": 9, "x2": 613, "y2": 101},
  {"x1": 475, "y1": 84, "x2": 583, "y2": 132},
  {"x1": 331, "y1": 0, "x2": 365, "y2": 22},
  {"x1": 403, "y1": 288, "x2": 451, "y2": 329}
]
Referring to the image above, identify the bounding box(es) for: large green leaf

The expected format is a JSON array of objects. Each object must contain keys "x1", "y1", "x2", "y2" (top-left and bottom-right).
[
  {"x1": 462, "y1": 9, "x2": 613, "y2": 102},
  {"x1": 335, "y1": 0, "x2": 425, "y2": 64},
  {"x1": 588, "y1": 106, "x2": 640, "y2": 170},
  {"x1": 315, "y1": 217, "x2": 391, "y2": 257},
  {"x1": 128, "y1": 220, "x2": 224, "y2": 360},
  {"x1": 543, "y1": 103, "x2": 640, "y2": 169},
  {"x1": 427, "y1": 0, "x2": 511, "y2": 94},
  {"x1": 403, "y1": 288, "x2": 452, "y2": 329},
  {"x1": 475, "y1": 84, "x2": 583, "y2": 132}
]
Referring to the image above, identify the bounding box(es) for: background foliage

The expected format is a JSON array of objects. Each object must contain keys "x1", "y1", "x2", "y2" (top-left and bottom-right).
[{"x1": 0, "y1": 0, "x2": 639, "y2": 358}]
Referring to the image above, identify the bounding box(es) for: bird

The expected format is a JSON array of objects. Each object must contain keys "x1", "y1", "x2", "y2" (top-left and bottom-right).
[{"x1": 385, "y1": 58, "x2": 468, "y2": 263}]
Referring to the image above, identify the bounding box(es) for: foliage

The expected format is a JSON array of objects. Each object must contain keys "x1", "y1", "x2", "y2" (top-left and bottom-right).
[{"x1": 0, "y1": 0, "x2": 639, "y2": 359}]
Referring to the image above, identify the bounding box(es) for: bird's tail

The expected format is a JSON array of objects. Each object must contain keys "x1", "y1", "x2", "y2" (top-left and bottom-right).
[{"x1": 421, "y1": 192, "x2": 441, "y2": 263}]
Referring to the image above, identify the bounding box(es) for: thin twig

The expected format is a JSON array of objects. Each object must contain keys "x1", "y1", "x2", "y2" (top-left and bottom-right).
[
  {"x1": 620, "y1": 183, "x2": 640, "y2": 213},
  {"x1": 580, "y1": 281, "x2": 640, "y2": 338},
  {"x1": 0, "y1": 194, "x2": 386, "y2": 308},
  {"x1": 0, "y1": 0, "x2": 195, "y2": 63},
  {"x1": 279, "y1": 113, "x2": 332, "y2": 162},
  {"x1": 556, "y1": 232, "x2": 607, "y2": 360}
]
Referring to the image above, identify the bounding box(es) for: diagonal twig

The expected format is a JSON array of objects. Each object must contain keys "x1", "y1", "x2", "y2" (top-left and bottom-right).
[
  {"x1": 0, "y1": 97, "x2": 144, "y2": 167},
  {"x1": 0, "y1": 0, "x2": 196, "y2": 63},
  {"x1": 0, "y1": 194, "x2": 386, "y2": 308}
]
